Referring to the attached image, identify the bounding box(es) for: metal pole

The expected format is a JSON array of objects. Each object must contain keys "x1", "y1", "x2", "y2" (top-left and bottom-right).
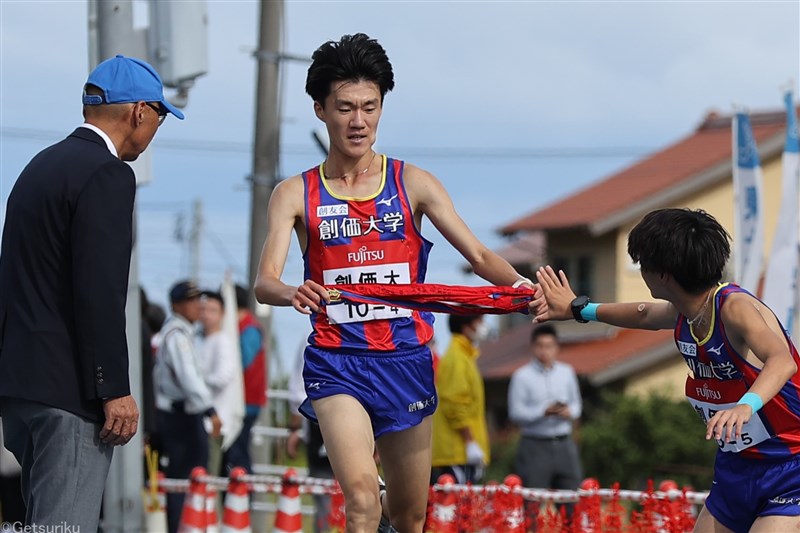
[
  {"x1": 247, "y1": 0, "x2": 282, "y2": 310},
  {"x1": 91, "y1": 1, "x2": 146, "y2": 531},
  {"x1": 247, "y1": 1, "x2": 282, "y2": 529}
]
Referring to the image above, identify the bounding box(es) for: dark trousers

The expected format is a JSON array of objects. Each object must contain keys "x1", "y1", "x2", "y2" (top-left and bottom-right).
[
  {"x1": 223, "y1": 412, "x2": 258, "y2": 474},
  {"x1": 430, "y1": 464, "x2": 483, "y2": 485},
  {"x1": 514, "y1": 435, "x2": 582, "y2": 522},
  {"x1": 0, "y1": 474, "x2": 26, "y2": 523},
  {"x1": 157, "y1": 409, "x2": 209, "y2": 533}
]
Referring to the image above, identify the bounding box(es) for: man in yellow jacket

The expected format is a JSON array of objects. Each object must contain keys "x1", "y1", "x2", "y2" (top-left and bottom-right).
[{"x1": 431, "y1": 314, "x2": 491, "y2": 484}]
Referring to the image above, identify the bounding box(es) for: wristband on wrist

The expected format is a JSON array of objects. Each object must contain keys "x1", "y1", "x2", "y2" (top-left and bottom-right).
[
  {"x1": 580, "y1": 303, "x2": 600, "y2": 322},
  {"x1": 512, "y1": 277, "x2": 533, "y2": 289},
  {"x1": 737, "y1": 392, "x2": 764, "y2": 414}
]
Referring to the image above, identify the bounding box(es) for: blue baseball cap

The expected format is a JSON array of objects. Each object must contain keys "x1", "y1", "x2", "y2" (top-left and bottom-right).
[{"x1": 83, "y1": 55, "x2": 185, "y2": 120}]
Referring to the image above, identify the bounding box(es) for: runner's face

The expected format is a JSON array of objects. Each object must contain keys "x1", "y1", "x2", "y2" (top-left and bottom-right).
[{"x1": 315, "y1": 80, "x2": 382, "y2": 160}]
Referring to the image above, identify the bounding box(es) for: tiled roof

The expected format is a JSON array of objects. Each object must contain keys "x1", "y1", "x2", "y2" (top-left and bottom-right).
[
  {"x1": 478, "y1": 322, "x2": 676, "y2": 382},
  {"x1": 500, "y1": 108, "x2": 796, "y2": 235}
]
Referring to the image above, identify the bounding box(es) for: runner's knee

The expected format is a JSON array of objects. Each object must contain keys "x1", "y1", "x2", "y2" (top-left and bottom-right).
[{"x1": 343, "y1": 483, "x2": 382, "y2": 521}]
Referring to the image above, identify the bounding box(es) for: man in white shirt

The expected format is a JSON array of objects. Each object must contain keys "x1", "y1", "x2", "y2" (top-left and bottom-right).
[{"x1": 508, "y1": 324, "x2": 583, "y2": 515}]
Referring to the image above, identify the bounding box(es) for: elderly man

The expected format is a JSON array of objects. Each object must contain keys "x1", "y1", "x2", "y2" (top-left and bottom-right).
[{"x1": 0, "y1": 55, "x2": 183, "y2": 529}]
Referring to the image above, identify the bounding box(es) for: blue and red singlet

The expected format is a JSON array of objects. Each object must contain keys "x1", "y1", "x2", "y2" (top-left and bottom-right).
[
  {"x1": 303, "y1": 155, "x2": 435, "y2": 352},
  {"x1": 675, "y1": 283, "x2": 800, "y2": 460}
]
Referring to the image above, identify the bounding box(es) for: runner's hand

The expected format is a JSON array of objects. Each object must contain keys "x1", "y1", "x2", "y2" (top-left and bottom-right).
[
  {"x1": 533, "y1": 266, "x2": 577, "y2": 323},
  {"x1": 292, "y1": 279, "x2": 330, "y2": 314},
  {"x1": 706, "y1": 404, "x2": 752, "y2": 444}
]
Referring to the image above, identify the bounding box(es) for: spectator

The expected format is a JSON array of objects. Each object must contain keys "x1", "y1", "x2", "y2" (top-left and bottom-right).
[
  {"x1": 224, "y1": 284, "x2": 267, "y2": 473},
  {"x1": 140, "y1": 288, "x2": 158, "y2": 451},
  {"x1": 154, "y1": 280, "x2": 222, "y2": 533},
  {"x1": 431, "y1": 315, "x2": 491, "y2": 484},
  {"x1": 508, "y1": 325, "x2": 583, "y2": 514},
  {"x1": 199, "y1": 290, "x2": 244, "y2": 476}
]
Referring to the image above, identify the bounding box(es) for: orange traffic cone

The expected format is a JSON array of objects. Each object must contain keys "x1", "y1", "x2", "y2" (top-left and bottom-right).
[
  {"x1": 221, "y1": 467, "x2": 251, "y2": 533},
  {"x1": 178, "y1": 467, "x2": 208, "y2": 533},
  {"x1": 425, "y1": 473, "x2": 458, "y2": 533},
  {"x1": 274, "y1": 468, "x2": 302, "y2": 533},
  {"x1": 206, "y1": 482, "x2": 220, "y2": 533}
]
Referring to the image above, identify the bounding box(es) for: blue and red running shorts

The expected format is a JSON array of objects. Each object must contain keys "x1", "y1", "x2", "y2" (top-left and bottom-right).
[{"x1": 299, "y1": 344, "x2": 437, "y2": 439}]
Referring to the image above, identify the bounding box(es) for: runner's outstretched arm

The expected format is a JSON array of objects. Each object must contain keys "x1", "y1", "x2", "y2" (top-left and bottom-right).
[{"x1": 533, "y1": 265, "x2": 677, "y2": 330}]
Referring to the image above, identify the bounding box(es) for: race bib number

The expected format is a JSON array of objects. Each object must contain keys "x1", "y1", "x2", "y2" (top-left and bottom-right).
[
  {"x1": 686, "y1": 396, "x2": 771, "y2": 453},
  {"x1": 323, "y1": 263, "x2": 412, "y2": 324},
  {"x1": 685, "y1": 377, "x2": 772, "y2": 452}
]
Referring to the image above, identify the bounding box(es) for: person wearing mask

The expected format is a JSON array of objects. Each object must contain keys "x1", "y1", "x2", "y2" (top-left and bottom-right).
[
  {"x1": 154, "y1": 280, "x2": 222, "y2": 533},
  {"x1": 431, "y1": 315, "x2": 491, "y2": 484},
  {"x1": 508, "y1": 325, "x2": 583, "y2": 507}
]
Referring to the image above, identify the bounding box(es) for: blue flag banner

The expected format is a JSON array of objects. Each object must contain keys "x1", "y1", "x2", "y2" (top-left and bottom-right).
[
  {"x1": 733, "y1": 112, "x2": 765, "y2": 292},
  {"x1": 763, "y1": 91, "x2": 800, "y2": 338}
]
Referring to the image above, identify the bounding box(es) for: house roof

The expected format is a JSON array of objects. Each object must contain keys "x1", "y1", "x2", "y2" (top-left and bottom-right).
[
  {"x1": 500, "y1": 108, "x2": 796, "y2": 236},
  {"x1": 478, "y1": 322, "x2": 676, "y2": 385}
]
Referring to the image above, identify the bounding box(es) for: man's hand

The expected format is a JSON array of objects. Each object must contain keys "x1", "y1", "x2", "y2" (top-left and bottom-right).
[
  {"x1": 101, "y1": 395, "x2": 139, "y2": 446},
  {"x1": 292, "y1": 279, "x2": 331, "y2": 315},
  {"x1": 465, "y1": 440, "x2": 486, "y2": 466},
  {"x1": 545, "y1": 401, "x2": 570, "y2": 418},
  {"x1": 210, "y1": 413, "x2": 222, "y2": 438},
  {"x1": 533, "y1": 266, "x2": 578, "y2": 323},
  {"x1": 287, "y1": 429, "x2": 301, "y2": 459}
]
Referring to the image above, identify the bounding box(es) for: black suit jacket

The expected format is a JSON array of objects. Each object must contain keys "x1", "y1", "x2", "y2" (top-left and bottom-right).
[{"x1": 0, "y1": 127, "x2": 135, "y2": 422}]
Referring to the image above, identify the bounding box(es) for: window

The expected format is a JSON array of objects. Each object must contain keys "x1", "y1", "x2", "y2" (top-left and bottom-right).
[{"x1": 552, "y1": 255, "x2": 593, "y2": 296}]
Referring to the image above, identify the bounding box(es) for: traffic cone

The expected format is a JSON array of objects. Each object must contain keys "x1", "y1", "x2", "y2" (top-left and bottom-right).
[
  {"x1": 274, "y1": 468, "x2": 302, "y2": 533},
  {"x1": 206, "y1": 483, "x2": 220, "y2": 533},
  {"x1": 425, "y1": 473, "x2": 458, "y2": 533},
  {"x1": 178, "y1": 467, "x2": 208, "y2": 533},
  {"x1": 221, "y1": 467, "x2": 251, "y2": 533},
  {"x1": 500, "y1": 474, "x2": 526, "y2": 533},
  {"x1": 575, "y1": 477, "x2": 601, "y2": 533}
]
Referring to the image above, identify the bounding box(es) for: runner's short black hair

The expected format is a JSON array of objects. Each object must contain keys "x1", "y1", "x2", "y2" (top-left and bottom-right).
[
  {"x1": 627, "y1": 208, "x2": 730, "y2": 294},
  {"x1": 305, "y1": 33, "x2": 395, "y2": 106}
]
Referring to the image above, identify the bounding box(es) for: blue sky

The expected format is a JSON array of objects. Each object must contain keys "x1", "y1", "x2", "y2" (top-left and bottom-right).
[{"x1": 1, "y1": 1, "x2": 798, "y2": 376}]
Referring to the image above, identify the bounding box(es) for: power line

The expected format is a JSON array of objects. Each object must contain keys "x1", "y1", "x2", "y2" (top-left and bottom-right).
[{"x1": 1, "y1": 126, "x2": 653, "y2": 160}]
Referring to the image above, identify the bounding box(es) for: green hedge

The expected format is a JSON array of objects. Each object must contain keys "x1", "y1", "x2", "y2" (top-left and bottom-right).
[{"x1": 579, "y1": 391, "x2": 717, "y2": 490}]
